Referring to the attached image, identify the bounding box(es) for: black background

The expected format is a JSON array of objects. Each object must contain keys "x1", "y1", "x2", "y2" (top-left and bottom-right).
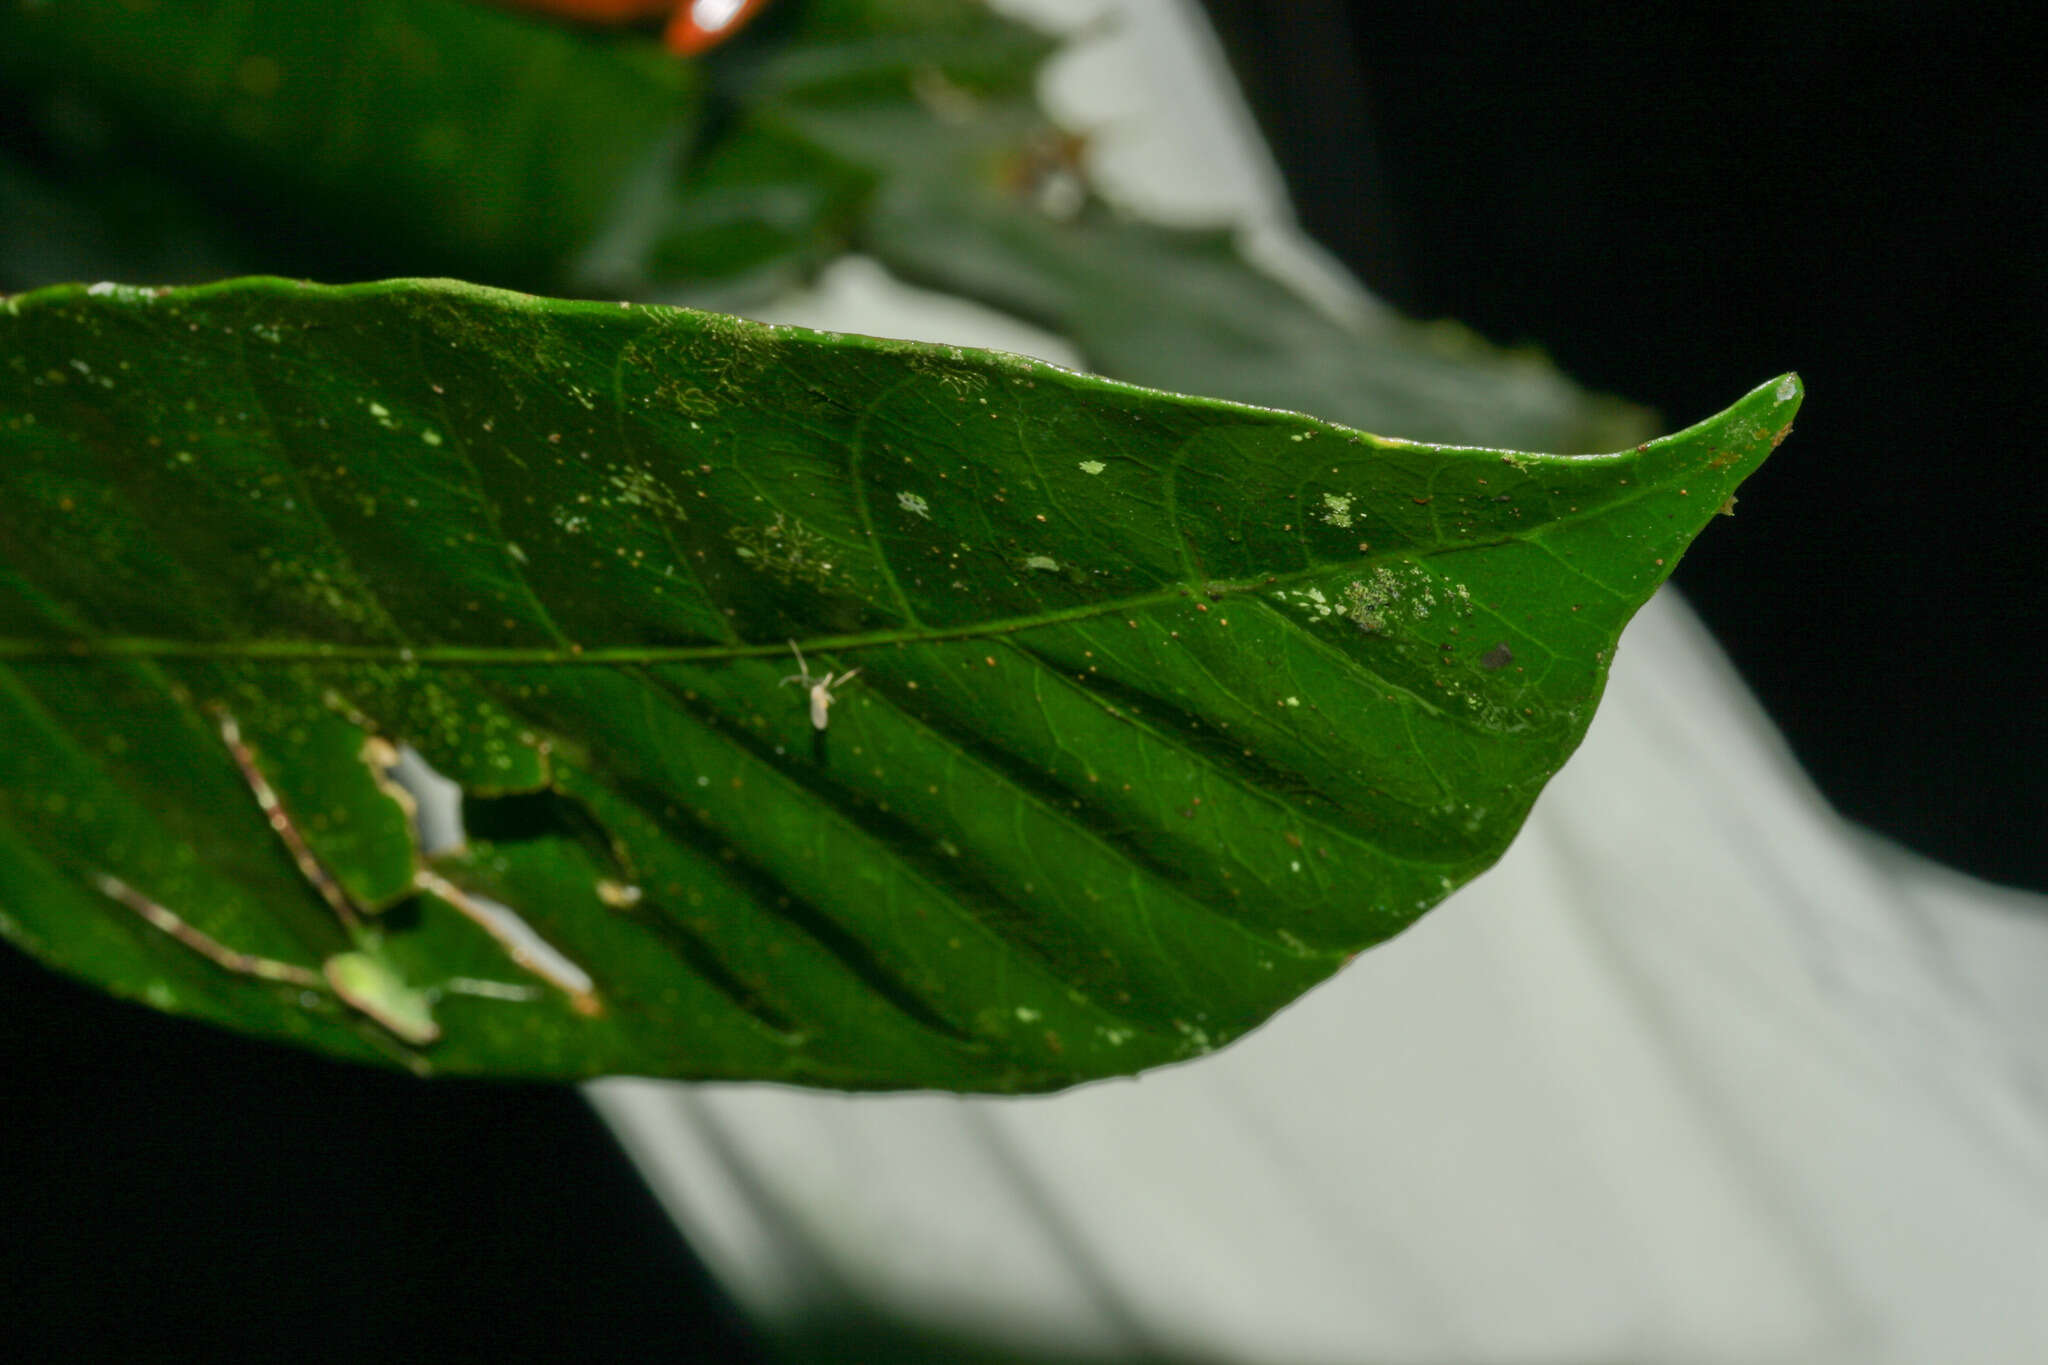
[
  {"x1": 6, "y1": 2, "x2": 2041, "y2": 1360},
  {"x1": 1202, "y1": 0, "x2": 2044, "y2": 892},
  {"x1": 0, "y1": 945, "x2": 761, "y2": 1361}
]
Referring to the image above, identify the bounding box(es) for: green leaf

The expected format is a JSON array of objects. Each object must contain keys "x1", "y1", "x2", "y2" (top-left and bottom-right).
[
  {"x1": 0, "y1": 277, "x2": 1799, "y2": 1089},
  {"x1": 0, "y1": 0, "x2": 1643, "y2": 454},
  {"x1": 0, "y1": 0, "x2": 1047, "y2": 296},
  {"x1": 745, "y1": 26, "x2": 1649, "y2": 452},
  {"x1": 0, "y1": 0, "x2": 703, "y2": 286}
]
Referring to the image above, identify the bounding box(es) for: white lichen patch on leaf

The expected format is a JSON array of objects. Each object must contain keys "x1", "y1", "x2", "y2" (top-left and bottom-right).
[
  {"x1": 608, "y1": 466, "x2": 688, "y2": 523},
  {"x1": 1319, "y1": 493, "x2": 1356, "y2": 529},
  {"x1": 1341, "y1": 572, "x2": 1398, "y2": 632},
  {"x1": 1270, "y1": 583, "x2": 1337, "y2": 621},
  {"x1": 1077, "y1": 460, "x2": 1106, "y2": 475},
  {"x1": 1272, "y1": 564, "x2": 1476, "y2": 635},
  {"x1": 906, "y1": 354, "x2": 988, "y2": 396},
  {"x1": 729, "y1": 512, "x2": 837, "y2": 586},
  {"x1": 1333, "y1": 566, "x2": 1477, "y2": 633},
  {"x1": 254, "y1": 549, "x2": 383, "y2": 629},
  {"x1": 897, "y1": 491, "x2": 931, "y2": 519}
]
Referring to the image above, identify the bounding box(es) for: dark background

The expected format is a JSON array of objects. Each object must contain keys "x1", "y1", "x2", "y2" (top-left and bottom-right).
[
  {"x1": 5, "y1": 1, "x2": 2040, "y2": 1360},
  {"x1": 1202, "y1": 0, "x2": 2044, "y2": 893}
]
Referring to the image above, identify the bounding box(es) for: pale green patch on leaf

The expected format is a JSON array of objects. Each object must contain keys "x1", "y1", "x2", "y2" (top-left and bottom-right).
[{"x1": 324, "y1": 949, "x2": 439, "y2": 1048}]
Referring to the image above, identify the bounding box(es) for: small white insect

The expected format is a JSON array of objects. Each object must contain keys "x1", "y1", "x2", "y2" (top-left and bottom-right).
[{"x1": 781, "y1": 639, "x2": 860, "y2": 731}]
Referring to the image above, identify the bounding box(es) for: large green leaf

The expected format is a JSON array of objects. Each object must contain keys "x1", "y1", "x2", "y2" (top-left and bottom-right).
[{"x1": 0, "y1": 277, "x2": 1798, "y2": 1088}]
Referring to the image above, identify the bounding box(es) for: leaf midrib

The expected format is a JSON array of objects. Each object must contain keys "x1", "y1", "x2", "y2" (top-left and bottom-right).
[{"x1": 0, "y1": 533, "x2": 1543, "y2": 664}]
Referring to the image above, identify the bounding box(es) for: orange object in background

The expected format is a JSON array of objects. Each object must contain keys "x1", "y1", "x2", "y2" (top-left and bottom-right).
[{"x1": 495, "y1": 0, "x2": 773, "y2": 55}]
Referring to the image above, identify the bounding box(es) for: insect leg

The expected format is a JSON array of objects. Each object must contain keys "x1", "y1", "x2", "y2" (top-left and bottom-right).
[
  {"x1": 93, "y1": 873, "x2": 325, "y2": 989},
  {"x1": 412, "y1": 868, "x2": 603, "y2": 1017},
  {"x1": 780, "y1": 638, "x2": 813, "y2": 689},
  {"x1": 209, "y1": 704, "x2": 367, "y2": 935}
]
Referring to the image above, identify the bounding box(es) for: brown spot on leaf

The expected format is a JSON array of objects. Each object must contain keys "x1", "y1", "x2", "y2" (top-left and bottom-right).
[{"x1": 1480, "y1": 642, "x2": 1514, "y2": 671}]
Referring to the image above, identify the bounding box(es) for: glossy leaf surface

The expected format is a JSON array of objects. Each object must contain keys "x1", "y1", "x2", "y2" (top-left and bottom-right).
[{"x1": 0, "y1": 278, "x2": 1798, "y2": 1087}]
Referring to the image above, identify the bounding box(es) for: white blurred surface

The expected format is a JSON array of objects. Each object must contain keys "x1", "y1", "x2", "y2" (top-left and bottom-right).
[
  {"x1": 589, "y1": 3, "x2": 2048, "y2": 1360},
  {"x1": 595, "y1": 592, "x2": 2048, "y2": 1363}
]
